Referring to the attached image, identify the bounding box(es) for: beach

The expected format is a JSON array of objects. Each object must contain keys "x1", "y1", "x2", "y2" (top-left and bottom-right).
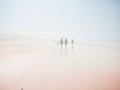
[{"x1": 0, "y1": 42, "x2": 120, "y2": 90}]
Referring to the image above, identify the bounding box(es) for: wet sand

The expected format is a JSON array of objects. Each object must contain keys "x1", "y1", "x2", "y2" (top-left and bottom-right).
[{"x1": 0, "y1": 43, "x2": 120, "y2": 90}]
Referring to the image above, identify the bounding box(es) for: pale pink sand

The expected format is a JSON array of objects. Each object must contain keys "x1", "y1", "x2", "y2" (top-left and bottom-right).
[{"x1": 0, "y1": 43, "x2": 120, "y2": 90}]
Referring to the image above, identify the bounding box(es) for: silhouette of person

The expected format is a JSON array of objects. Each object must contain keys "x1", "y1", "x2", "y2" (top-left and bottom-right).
[
  {"x1": 21, "y1": 88, "x2": 23, "y2": 90},
  {"x1": 64, "y1": 38, "x2": 68, "y2": 55},
  {"x1": 71, "y1": 39, "x2": 74, "y2": 45},
  {"x1": 60, "y1": 38, "x2": 64, "y2": 53},
  {"x1": 60, "y1": 38, "x2": 63, "y2": 47},
  {"x1": 71, "y1": 39, "x2": 74, "y2": 50},
  {"x1": 65, "y1": 38, "x2": 68, "y2": 46}
]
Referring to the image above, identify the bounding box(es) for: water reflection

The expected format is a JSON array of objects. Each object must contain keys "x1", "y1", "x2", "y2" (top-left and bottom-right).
[{"x1": 71, "y1": 45, "x2": 74, "y2": 51}]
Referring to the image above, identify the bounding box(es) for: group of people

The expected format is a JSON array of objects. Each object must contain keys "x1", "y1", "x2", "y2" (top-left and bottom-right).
[{"x1": 60, "y1": 38, "x2": 74, "y2": 47}]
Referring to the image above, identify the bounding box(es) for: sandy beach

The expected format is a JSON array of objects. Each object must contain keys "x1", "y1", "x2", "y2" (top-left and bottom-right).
[
  {"x1": 0, "y1": 42, "x2": 120, "y2": 90},
  {"x1": 1, "y1": 0, "x2": 120, "y2": 89}
]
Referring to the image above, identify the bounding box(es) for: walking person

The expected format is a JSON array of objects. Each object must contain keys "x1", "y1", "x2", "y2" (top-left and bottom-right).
[
  {"x1": 71, "y1": 39, "x2": 74, "y2": 45},
  {"x1": 65, "y1": 38, "x2": 68, "y2": 46},
  {"x1": 64, "y1": 38, "x2": 68, "y2": 55},
  {"x1": 60, "y1": 38, "x2": 63, "y2": 47},
  {"x1": 60, "y1": 38, "x2": 64, "y2": 53},
  {"x1": 71, "y1": 39, "x2": 74, "y2": 50}
]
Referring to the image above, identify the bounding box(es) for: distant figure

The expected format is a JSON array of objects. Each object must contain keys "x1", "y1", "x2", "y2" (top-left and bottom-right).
[
  {"x1": 65, "y1": 38, "x2": 68, "y2": 46},
  {"x1": 64, "y1": 38, "x2": 68, "y2": 55},
  {"x1": 60, "y1": 38, "x2": 64, "y2": 54},
  {"x1": 71, "y1": 39, "x2": 74, "y2": 45},
  {"x1": 21, "y1": 88, "x2": 23, "y2": 90},
  {"x1": 60, "y1": 38, "x2": 64, "y2": 47},
  {"x1": 71, "y1": 39, "x2": 74, "y2": 50}
]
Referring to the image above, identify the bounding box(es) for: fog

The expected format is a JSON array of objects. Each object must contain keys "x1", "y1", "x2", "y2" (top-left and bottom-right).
[
  {"x1": 0, "y1": 0, "x2": 120, "y2": 41},
  {"x1": 0, "y1": 0, "x2": 120, "y2": 90}
]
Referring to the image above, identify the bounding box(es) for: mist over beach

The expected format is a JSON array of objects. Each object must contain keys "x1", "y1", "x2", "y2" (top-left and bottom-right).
[{"x1": 0, "y1": 0, "x2": 120, "y2": 90}]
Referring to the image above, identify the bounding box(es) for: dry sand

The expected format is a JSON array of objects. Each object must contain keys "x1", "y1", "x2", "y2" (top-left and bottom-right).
[{"x1": 0, "y1": 42, "x2": 120, "y2": 90}]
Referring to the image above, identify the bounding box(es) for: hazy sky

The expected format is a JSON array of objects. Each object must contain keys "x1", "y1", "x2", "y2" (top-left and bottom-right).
[{"x1": 0, "y1": 0, "x2": 120, "y2": 41}]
